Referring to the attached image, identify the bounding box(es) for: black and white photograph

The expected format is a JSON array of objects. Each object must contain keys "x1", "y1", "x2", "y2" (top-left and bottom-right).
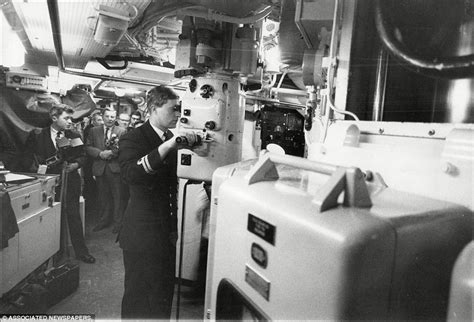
[{"x1": 0, "y1": 0, "x2": 472, "y2": 321}]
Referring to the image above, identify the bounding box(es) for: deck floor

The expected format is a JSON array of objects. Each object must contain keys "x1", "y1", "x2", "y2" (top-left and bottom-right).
[{"x1": 47, "y1": 216, "x2": 204, "y2": 321}]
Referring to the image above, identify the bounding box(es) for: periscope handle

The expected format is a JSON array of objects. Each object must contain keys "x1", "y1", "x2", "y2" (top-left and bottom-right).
[
  {"x1": 175, "y1": 135, "x2": 202, "y2": 146},
  {"x1": 175, "y1": 136, "x2": 187, "y2": 144}
]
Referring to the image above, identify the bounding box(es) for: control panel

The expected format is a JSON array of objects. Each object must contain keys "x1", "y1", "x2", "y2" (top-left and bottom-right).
[
  {"x1": 177, "y1": 75, "x2": 245, "y2": 182},
  {"x1": 5, "y1": 71, "x2": 48, "y2": 91},
  {"x1": 259, "y1": 105, "x2": 305, "y2": 157}
]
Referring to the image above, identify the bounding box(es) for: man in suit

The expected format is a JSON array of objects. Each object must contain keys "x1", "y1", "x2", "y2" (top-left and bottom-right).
[
  {"x1": 85, "y1": 107, "x2": 126, "y2": 233},
  {"x1": 117, "y1": 113, "x2": 130, "y2": 130},
  {"x1": 118, "y1": 86, "x2": 197, "y2": 319},
  {"x1": 129, "y1": 110, "x2": 142, "y2": 130},
  {"x1": 82, "y1": 110, "x2": 104, "y2": 226},
  {"x1": 0, "y1": 128, "x2": 16, "y2": 170},
  {"x1": 26, "y1": 103, "x2": 95, "y2": 264}
]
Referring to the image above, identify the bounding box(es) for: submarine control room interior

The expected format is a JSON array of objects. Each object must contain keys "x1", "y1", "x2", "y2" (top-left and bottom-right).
[{"x1": 0, "y1": 0, "x2": 473, "y2": 321}]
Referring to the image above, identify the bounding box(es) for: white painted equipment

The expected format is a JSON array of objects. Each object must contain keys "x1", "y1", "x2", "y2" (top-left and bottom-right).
[
  {"x1": 204, "y1": 152, "x2": 472, "y2": 321},
  {"x1": 1, "y1": 175, "x2": 60, "y2": 295},
  {"x1": 177, "y1": 75, "x2": 245, "y2": 182}
]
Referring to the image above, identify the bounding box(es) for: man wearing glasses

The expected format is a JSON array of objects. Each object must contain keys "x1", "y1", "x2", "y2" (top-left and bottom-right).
[{"x1": 118, "y1": 86, "x2": 197, "y2": 319}]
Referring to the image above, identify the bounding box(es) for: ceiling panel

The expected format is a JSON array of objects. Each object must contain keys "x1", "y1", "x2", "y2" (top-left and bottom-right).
[
  {"x1": 12, "y1": 1, "x2": 53, "y2": 51},
  {"x1": 57, "y1": 0, "x2": 151, "y2": 59},
  {"x1": 12, "y1": 0, "x2": 152, "y2": 68}
]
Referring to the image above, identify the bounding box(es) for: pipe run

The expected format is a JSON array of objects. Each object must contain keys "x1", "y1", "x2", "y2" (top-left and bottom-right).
[
  {"x1": 46, "y1": 0, "x2": 184, "y2": 91},
  {"x1": 374, "y1": 0, "x2": 474, "y2": 79},
  {"x1": 242, "y1": 93, "x2": 305, "y2": 110},
  {"x1": 179, "y1": 6, "x2": 272, "y2": 25}
]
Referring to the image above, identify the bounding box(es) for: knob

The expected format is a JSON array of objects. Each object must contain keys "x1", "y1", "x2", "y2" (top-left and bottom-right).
[
  {"x1": 205, "y1": 121, "x2": 216, "y2": 130},
  {"x1": 180, "y1": 118, "x2": 188, "y2": 124},
  {"x1": 200, "y1": 84, "x2": 214, "y2": 98}
]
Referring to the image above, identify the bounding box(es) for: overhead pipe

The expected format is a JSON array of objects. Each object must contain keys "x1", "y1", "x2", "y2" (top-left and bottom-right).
[
  {"x1": 1, "y1": 1, "x2": 34, "y2": 52},
  {"x1": 179, "y1": 6, "x2": 272, "y2": 24},
  {"x1": 46, "y1": 0, "x2": 184, "y2": 90},
  {"x1": 374, "y1": 0, "x2": 474, "y2": 79},
  {"x1": 372, "y1": 48, "x2": 389, "y2": 121},
  {"x1": 47, "y1": 0, "x2": 65, "y2": 70},
  {"x1": 242, "y1": 93, "x2": 306, "y2": 110},
  {"x1": 128, "y1": 3, "x2": 200, "y2": 38},
  {"x1": 134, "y1": 4, "x2": 271, "y2": 41}
]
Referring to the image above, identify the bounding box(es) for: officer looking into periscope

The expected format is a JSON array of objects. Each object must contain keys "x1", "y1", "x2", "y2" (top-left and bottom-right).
[
  {"x1": 118, "y1": 86, "x2": 199, "y2": 319},
  {"x1": 26, "y1": 103, "x2": 95, "y2": 264}
]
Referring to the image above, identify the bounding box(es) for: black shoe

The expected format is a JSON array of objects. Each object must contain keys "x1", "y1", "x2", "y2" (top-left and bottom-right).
[
  {"x1": 92, "y1": 222, "x2": 110, "y2": 232},
  {"x1": 77, "y1": 254, "x2": 96, "y2": 264}
]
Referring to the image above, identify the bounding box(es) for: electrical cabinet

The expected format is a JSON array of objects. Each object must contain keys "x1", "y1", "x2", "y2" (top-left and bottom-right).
[
  {"x1": 1, "y1": 175, "x2": 60, "y2": 296},
  {"x1": 205, "y1": 153, "x2": 472, "y2": 321}
]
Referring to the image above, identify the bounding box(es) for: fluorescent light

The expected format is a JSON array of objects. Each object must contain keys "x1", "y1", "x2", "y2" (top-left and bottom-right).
[{"x1": 0, "y1": 14, "x2": 25, "y2": 67}]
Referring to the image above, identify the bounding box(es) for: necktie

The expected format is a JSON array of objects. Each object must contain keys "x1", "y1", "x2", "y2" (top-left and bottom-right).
[
  {"x1": 104, "y1": 127, "x2": 110, "y2": 144},
  {"x1": 163, "y1": 130, "x2": 173, "y2": 141},
  {"x1": 55, "y1": 131, "x2": 62, "y2": 149}
]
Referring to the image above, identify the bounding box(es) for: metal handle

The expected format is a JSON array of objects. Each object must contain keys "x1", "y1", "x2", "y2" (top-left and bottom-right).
[
  {"x1": 245, "y1": 151, "x2": 372, "y2": 212},
  {"x1": 267, "y1": 152, "x2": 338, "y2": 175},
  {"x1": 175, "y1": 135, "x2": 203, "y2": 146},
  {"x1": 245, "y1": 151, "x2": 338, "y2": 184}
]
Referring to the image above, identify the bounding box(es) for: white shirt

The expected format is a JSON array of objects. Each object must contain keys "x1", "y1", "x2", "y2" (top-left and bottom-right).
[
  {"x1": 50, "y1": 127, "x2": 63, "y2": 148},
  {"x1": 149, "y1": 122, "x2": 166, "y2": 141}
]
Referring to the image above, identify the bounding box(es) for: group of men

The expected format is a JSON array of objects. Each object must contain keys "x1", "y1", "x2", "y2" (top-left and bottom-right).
[
  {"x1": 85, "y1": 107, "x2": 127, "y2": 234},
  {"x1": 0, "y1": 86, "x2": 198, "y2": 319},
  {"x1": 82, "y1": 108, "x2": 145, "y2": 234}
]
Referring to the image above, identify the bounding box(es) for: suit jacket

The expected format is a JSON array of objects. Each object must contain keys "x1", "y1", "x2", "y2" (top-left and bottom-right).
[
  {"x1": 0, "y1": 128, "x2": 15, "y2": 169},
  {"x1": 118, "y1": 121, "x2": 177, "y2": 252},
  {"x1": 85, "y1": 125, "x2": 126, "y2": 176},
  {"x1": 26, "y1": 127, "x2": 85, "y2": 175}
]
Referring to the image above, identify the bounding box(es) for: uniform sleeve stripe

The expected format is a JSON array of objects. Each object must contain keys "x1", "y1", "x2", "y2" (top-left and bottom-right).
[
  {"x1": 143, "y1": 155, "x2": 154, "y2": 173},
  {"x1": 138, "y1": 156, "x2": 151, "y2": 173},
  {"x1": 137, "y1": 155, "x2": 156, "y2": 174}
]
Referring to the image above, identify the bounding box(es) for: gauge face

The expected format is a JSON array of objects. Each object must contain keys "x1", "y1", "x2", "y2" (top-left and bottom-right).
[
  {"x1": 251, "y1": 243, "x2": 268, "y2": 268},
  {"x1": 12, "y1": 75, "x2": 22, "y2": 83}
]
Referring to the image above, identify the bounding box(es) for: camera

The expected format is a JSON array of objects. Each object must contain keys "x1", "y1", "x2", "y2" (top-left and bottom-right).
[{"x1": 45, "y1": 137, "x2": 84, "y2": 168}]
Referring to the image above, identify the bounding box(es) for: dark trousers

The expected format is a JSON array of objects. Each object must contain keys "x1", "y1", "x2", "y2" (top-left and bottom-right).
[
  {"x1": 122, "y1": 247, "x2": 175, "y2": 319},
  {"x1": 96, "y1": 165, "x2": 123, "y2": 228},
  {"x1": 55, "y1": 170, "x2": 88, "y2": 257},
  {"x1": 82, "y1": 159, "x2": 98, "y2": 222},
  {"x1": 119, "y1": 183, "x2": 130, "y2": 224}
]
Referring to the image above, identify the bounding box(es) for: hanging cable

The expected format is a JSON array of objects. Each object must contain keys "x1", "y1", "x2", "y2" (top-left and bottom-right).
[{"x1": 325, "y1": 0, "x2": 360, "y2": 122}]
